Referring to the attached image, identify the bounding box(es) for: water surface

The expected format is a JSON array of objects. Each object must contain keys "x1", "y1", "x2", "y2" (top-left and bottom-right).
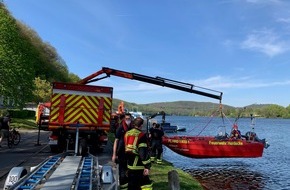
[{"x1": 161, "y1": 116, "x2": 290, "y2": 190}]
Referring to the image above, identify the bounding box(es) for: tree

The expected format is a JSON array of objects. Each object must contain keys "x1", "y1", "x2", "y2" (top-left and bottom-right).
[
  {"x1": 0, "y1": 4, "x2": 35, "y2": 108},
  {"x1": 1, "y1": 4, "x2": 81, "y2": 108},
  {"x1": 285, "y1": 105, "x2": 290, "y2": 118},
  {"x1": 16, "y1": 21, "x2": 71, "y2": 83},
  {"x1": 33, "y1": 77, "x2": 52, "y2": 103},
  {"x1": 260, "y1": 104, "x2": 287, "y2": 118},
  {"x1": 68, "y1": 73, "x2": 81, "y2": 83}
]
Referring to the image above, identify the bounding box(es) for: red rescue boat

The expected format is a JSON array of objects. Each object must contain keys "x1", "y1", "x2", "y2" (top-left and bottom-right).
[
  {"x1": 162, "y1": 135, "x2": 266, "y2": 158},
  {"x1": 162, "y1": 113, "x2": 269, "y2": 159}
]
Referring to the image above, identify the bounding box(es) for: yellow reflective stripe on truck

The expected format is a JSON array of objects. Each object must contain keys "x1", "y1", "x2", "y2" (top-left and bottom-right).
[{"x1": 50, "y1": 94, "x2": 112, "y2": 125}]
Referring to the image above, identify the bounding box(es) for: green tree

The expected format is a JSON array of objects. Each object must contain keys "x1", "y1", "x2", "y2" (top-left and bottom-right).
[
  {"x1": 67, "y1": 72, "x2": 81, "y2": 83},
  {"x1": 0, "y1": 4, "x2": 35, "y2": 108},
  {"x1": 1, "y1": 3, "x2": 81, "y2": 108},
  {"x1": 284, "y1": 104, "x2": 290, "y2": 118},
  {"x1": 260, "y1": 104, "x2": 287, "y2": 118},
  {"x1": 17, "y1": 21, "x2": 70, "y2": 83},
  {"x1": 33, "y1": 77, "x2": 52, "y2": 103}
]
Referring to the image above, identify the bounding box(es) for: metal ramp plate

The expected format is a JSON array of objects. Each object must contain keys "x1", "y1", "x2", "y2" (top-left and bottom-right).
[
  {"x1": 76, "y1": 157, "x2": 93, "y2": 190},
  {"x1": 41, "y1": 156, "x2": 82, "y2": 190},
  {"x1": 8, "y1": 156, "x2": 61, "y2": 190}
]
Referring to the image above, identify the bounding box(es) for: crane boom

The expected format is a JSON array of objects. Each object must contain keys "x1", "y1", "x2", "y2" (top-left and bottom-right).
[{"x1": 79, "y1": 67, "x2": 223, "y2": 101}]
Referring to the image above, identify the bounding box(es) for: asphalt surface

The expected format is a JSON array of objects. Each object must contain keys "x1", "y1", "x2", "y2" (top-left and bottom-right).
[
  {"x1": 0, "y1": 129, "x2": 51, "y2": 189},
  {"x1": 0, "y1": 129, "x2": 115, "y2": 190}
]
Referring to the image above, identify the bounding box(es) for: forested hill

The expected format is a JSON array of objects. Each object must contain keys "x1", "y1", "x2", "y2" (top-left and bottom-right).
[
  {"x1": 136, "y1": 101, "x2": 233, "y2": 116},
  {"x1": 112, "y1": 99, "x2": 290, "y2": 118},
  {"x1": 112, "y1": 99, "x2": 222, "y2": 116}
]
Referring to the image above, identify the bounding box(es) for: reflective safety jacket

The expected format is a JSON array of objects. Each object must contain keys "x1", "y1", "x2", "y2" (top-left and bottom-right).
[{"x1": 124, "y1": 128, "x2": 151, "y2": 170}]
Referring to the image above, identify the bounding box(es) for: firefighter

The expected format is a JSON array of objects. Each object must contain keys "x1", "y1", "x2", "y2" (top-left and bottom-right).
[
  {"x1": 148, "y1": 122, "x2": 156, "y2": 160},
  {"x1": 149, "y1": 122, "x2": 157, "y2": 135},
  {"x1": 0, "y1": 114, "x2": 11, "y2": 148},
  {"x1": 124, "y1": 117, "x2": 153, "y2": 190},
  {"x1": 112, "y1": 113, "x2": 132, "y2": 190},
  {"x1": 230, "y1": 124, "x2": 241, "y2": 139},
  {"x1": 150, "y1": 123, "x2": 164, "y2": 164}
]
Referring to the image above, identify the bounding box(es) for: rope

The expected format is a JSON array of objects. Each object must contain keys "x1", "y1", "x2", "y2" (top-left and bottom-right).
[
  {"x1": 186, "y1": 102, "x2": 235, "y2": 136},
  {"x1": 221, "y1": 111, "x2": 234, "y2": 126},
  {"x1": 192, "y1": 103, "x2": 234, "y2": 136},
  {"x1": 186, "y1": 124, "x2": 202, "y2": 134},
  {"x1": 196, "y1": 108, "x2": 220, "y2": 136}
]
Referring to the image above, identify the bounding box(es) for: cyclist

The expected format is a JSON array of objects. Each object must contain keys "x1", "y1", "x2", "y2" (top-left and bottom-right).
[{"x1": 0, "y1": 114, "x2": 11, "y2": 148}]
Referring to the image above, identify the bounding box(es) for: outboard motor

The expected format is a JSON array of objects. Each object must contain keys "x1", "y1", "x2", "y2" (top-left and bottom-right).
[
  {"x1": 245, "y1": 131, "x2": 257, "y2": 141},
  {"x1": 245, "y1": 131, "x2": 270, "y2": 149}
]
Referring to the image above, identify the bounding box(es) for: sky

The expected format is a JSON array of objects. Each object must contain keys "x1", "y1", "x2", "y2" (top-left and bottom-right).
[{"x1": 3, "y1": 0, "x2": 290, "y2": 107}]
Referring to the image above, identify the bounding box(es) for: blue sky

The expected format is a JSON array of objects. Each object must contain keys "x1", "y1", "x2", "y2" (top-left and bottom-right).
[{"x1": 4, "y1": 0, "x2": 290, "y2": 107}]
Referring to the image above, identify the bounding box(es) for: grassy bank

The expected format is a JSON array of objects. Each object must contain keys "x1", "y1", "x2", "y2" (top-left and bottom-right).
[
  {"x1": 10, "y1": 117, "x2": 37, "y2": 129},
  {"x1": 108, "y1": 133, "x2": 203, "y2": 189},
  {"x1": 151, "y1": 160, "x2": 203, "y2": 190}
]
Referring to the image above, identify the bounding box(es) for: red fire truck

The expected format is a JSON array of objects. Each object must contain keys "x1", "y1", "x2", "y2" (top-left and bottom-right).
[{"x1": 46, "y1": 82, "x2": 112, "y2": 155}]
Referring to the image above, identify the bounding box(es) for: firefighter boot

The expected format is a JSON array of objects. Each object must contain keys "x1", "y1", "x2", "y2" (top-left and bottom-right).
[
  {"x1": 156, "y1": 159, "x2": 162, "y2": 164},
  {"x1": 156, "y1": 154, "x2": 162, "y2": 164},
  {"x1": 120, "y1": 183, "x2": 128, "y2": 190},
  {"x1": 141, "y1": 183, "x2": 153, "y2": 190}
]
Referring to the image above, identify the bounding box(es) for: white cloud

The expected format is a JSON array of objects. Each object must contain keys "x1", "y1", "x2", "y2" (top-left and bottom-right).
[
  {"x1": 277, "y1": 17, "x2": 290, "y2": 23},
  {"x1": 90, "y1": 70, "x2": 290, "y2": 92},
  {"x1": 246, "y1": 0, "x2": 262, "y2": 3},
  {"x1": 193, "y1": 75, "x2": 290, "y2": 90},
  {"x1": 241, "y1": 30, "x2": 288, "y2": 57},
  {"x1": 246, "y1": 0, "x2": 282, "y2": 4},
  {"x1": 90, "y1": 73, "x2": 290, "y2": 106},
  {"x1": 222, "y1": 39, "x2": 235, "y2": 48}
]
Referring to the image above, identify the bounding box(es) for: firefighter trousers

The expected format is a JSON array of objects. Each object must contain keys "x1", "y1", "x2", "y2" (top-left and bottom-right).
[
  {"x1": 151, "y1": 140, "x2": 163, "y2": 160},
  {"x1": 118, "y1": 159, "x2": 128, "y2": 189},
  {"x1": 127, "y1": 169, "x2": 152, "y2": 190}
]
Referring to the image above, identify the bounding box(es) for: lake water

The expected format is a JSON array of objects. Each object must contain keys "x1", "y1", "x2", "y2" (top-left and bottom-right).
[{"x1": 160, "y1": 116, "x2": 290, "y2": 190}]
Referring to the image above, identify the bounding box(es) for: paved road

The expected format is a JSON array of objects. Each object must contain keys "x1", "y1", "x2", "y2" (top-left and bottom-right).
[
  {"x1": 0, "y1": 129, "x2": 52, "y2": 189},
  {"x1": 0, "y1": 129, "x2": 115, "y2": 189}
]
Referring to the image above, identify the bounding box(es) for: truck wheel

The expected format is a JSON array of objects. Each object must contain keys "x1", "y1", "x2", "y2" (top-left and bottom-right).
[
  {"x1": 79, "y1": 139, "x2": 88, "y2": 156},
  {"x1": 50, "y1": 145, "x2": 59, "y2": 153},
  {"x1": 97, "y1": 147, "x2": 104, "y2": 153},
  {"x1": 90, "y1": 146, "x2": 103, "y2": 155}
]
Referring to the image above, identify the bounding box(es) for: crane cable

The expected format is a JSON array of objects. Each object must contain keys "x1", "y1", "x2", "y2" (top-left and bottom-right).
[{"x1": 195, "y1": 102, "x2": 222, "y2": 136}]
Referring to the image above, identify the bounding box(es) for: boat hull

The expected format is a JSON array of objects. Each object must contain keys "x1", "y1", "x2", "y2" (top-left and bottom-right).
[
  {"x1": 161, "y1": 122, "x2": 177, "y2": 133},
  {"x1": 162, "y1": 136, "x2": 264, "y2": 158},
  {"x1": 176, "y1": 127, "x2": 186, "y2": 132}
]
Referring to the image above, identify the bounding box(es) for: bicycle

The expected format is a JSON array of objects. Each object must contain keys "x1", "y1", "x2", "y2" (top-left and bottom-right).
[{"x1": 7, "y1": 127, "x2": 21, "y2": 148}]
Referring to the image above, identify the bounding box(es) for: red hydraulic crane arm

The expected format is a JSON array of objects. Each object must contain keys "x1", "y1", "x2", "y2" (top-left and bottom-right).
[{"x1": 78, "y1": 67, "x2": 223, "y2": 101}]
